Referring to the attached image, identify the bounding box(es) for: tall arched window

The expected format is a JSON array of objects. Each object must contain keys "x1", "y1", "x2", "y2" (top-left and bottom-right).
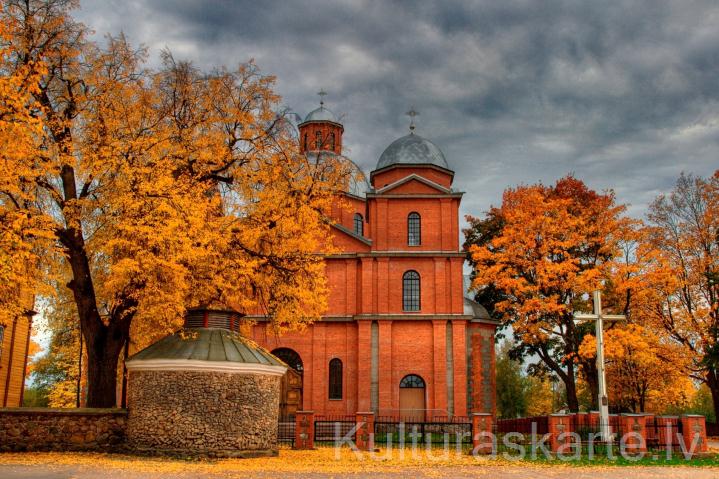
[
  {"x1": 315, "y1": 130, "x2": 322, "y2": 149},
  {"x1": 408, "y1": 212, "x2": 421, "y2": 246},
  {"x1": 303, "y1": 133, "x2": 308, "y2": 151},
  {"x1": 329, "y1": 132, "x2": 336, "y2": 150},
  {"x1": 353, "y1": 213, "x2": 364, "y2": 236},
  {"x1": 329, "y1": 358, "x2": 343, "y2": 399},
  {"x1": 403, "y1": 270, "x2": 420, "y2": 311}
]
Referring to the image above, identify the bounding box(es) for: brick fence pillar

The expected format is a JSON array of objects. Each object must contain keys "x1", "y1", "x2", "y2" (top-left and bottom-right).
[
  {"x1": 294, "y1": 411, "x2": 314, "y2": 450},
  {"x1": 548, "y1": 413, "x2": 573, "y2": 453},
  {"x1": 680, "y1": 414, "x2": 708, "y2": 454},
  {"x1": 355, "y1": 412, "x2": 375, "y2": 451},
  {"x1": 620, "y1": 413, "x2": 647, "y2": 453},
  {"x1": 471, "y1": 412, "x2": 494, "y2": 454}
]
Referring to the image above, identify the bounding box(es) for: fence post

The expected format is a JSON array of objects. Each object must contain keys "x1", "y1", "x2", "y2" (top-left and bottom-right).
[
  {"x1": 680, "y1": 414, "x2": 708, "y2": 454},
  {"x1": 548, "y1": 413, "x2": 573, "y2": 453},
  {"x1": 471, "y1": 412, "x2": 493, "y2": 454},
  {"x1": 355, "y1": 411, "x2": 375, "y2": 451},
  {"x1": 620, "y1": 413, "x2": 647, "y2": 454},
  {"x1": 294, "y1": 411, "x2": 315, "y2": 450}
]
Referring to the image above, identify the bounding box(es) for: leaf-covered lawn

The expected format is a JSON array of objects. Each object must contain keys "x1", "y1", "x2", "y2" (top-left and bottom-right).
[{"x1": 0, "y1": 446, "x2": 718, "y2": 477}]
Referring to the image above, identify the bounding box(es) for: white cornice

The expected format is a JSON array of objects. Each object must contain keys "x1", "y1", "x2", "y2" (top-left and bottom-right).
[
  {"x1": 376, "y1": 173, "x2": 451, "y2": 194},
  {"x1": 125, "y1": 359, "x2": 287, "y2": 376}
]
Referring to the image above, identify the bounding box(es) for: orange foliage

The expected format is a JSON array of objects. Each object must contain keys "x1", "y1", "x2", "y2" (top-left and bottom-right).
[
  {"x1": 467, "y1": 176, "x2": 631, "y2": 410},
  {"x1": 0, "y1": 1, "x2": 351, "y2": 406},
  {"x1": 579, "y1": 324, "x2": 692, "y2": 413}
]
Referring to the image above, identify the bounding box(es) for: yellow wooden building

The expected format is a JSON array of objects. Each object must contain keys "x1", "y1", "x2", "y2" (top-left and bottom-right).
[{"x1": 0, "y1": 302, "x2": 34, "y2": 407}]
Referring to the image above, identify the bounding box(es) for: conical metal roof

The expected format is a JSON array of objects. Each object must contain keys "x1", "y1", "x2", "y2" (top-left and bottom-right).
[{"x1": 129, "y1": 328, "x2": 285, "y2": 367}]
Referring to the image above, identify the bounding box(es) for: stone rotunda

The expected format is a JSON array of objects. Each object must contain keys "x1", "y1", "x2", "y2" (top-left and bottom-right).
[{"x1": 125, "y1": 309, "x2": 287, "y2": 457}]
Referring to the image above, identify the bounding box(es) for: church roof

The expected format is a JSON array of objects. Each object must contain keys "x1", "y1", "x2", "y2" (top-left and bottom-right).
[
  {"x1": 376, "y1": 133, "x2": 450, "y2": 171},
  {"x1": 304, "y1": 106, "x2": 339, "y2": 123}
]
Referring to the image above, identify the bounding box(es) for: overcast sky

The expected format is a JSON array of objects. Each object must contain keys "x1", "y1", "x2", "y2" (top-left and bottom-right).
[{"x1": 74, "y1": 0, "x2": 719, "y2": 221}]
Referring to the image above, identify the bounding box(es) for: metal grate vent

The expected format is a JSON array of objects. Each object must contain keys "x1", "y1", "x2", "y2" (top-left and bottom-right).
[{"x1": 184, "y1": 309, "x2": 241, "y2": 331}]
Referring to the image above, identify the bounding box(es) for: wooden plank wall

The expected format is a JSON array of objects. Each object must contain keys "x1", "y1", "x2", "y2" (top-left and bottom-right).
[{"x1": 1, "y1": 314, "x2": 32, "y2": 407}]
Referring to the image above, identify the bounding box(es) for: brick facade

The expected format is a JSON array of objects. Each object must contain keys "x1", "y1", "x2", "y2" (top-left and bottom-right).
[{"x1": 251, "y1": 107, "x2": 497, "y2": 419}]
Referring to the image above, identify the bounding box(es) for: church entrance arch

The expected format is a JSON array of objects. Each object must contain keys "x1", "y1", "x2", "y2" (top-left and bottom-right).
[
  {"x1": 271, "y1": 348, "x2": 303, "y2": 418},
  {"x1": 399, "y1": 374, "x2": 426, "y2": 421}
]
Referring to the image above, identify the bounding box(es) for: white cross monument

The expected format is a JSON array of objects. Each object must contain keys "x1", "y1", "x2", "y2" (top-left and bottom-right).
[{"x1": 574, "y1": 290, "x2": 626, "y2": 443}]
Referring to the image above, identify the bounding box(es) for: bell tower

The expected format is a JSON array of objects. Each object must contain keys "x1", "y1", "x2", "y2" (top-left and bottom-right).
[{"x1": 298, "y1": 90, "x2": 344, "y2": 155}]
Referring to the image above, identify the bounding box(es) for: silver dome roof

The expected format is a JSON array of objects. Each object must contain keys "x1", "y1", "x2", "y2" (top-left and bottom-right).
[
  {"x1": 304, "y1": 106, "x2": 339, "y2": 123},
  {"x1": 305, "y1": 152, "x2": 369, "y2": 197},
  {"x1": 346, "y1": 160, "x2": 370, "y2": 197},
  {"x1": 376, "y1": 133, "x2": 449, "y2": 170}
]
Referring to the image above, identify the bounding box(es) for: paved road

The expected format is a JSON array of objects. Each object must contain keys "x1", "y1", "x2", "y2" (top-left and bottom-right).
[{"x1": 2, "y1": 464, "x2": 719, "y2": 478}]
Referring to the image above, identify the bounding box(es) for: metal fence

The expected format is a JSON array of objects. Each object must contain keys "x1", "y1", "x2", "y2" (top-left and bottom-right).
[
  {"x1": 278, "y1": 415, "x2": 295, "y2": 446},
  {"x1": 496, "y1": 415, "x2": 549, "y2": 435},
  {"x1": 314, "y1": 415, "x2": 356, "y2": 445},
  {"x1": 645, "y1": 416, "x2": 682, "y2": 448},
  {"x1": 374, "y1": 417, "x2": 472, "y2": 446}
]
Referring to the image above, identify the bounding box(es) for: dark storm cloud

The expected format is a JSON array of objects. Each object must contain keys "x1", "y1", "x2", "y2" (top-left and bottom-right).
[{"x1": 76, "y1": 0, "x2": 719, "y2": 219}]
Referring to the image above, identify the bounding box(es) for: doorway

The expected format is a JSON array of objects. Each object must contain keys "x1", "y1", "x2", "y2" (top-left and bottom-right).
[
  {"x1": 271, "y1": 348, "x2": 303, "y2": 418},
  {"x1": 399, "y1": 374, "x2": 426, "y2": 421}
]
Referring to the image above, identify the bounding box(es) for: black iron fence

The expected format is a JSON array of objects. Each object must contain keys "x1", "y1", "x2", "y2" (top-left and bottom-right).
[
  {"x1": 314, "y1": 415, "x2": 356, "y2": 445},
  {"x1": 278, "y1": 415, "x2": 295, "y2": 446},
  {"x1": 374, "y1": 417, "x2": 472, "y2": 446},
  {"x1": 279, "y1": 412, "x2": 699, "y2": 451}
]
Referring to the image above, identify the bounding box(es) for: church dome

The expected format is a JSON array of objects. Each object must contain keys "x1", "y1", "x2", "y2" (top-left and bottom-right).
[
  {"x1": 304, "y1": 106, "x2": 339, "y2": 123},
  {"x1": 306, "y1": 151, "x2": 369, "y2": 197},
  {"x1": 346, "y1": 160, "x2": 370, "y2": 197},
  {"x1": 376, "y1": 133, "x2": 449, "y2": 170}
]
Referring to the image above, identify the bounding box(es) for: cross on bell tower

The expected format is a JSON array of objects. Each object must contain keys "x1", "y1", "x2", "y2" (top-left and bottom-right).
[
  {"x1": 318, "y1": 89, "x2": 328, "y2": 107},
  {"x1": 406, "y1": 106, "x2": 419, "y2": 133}
]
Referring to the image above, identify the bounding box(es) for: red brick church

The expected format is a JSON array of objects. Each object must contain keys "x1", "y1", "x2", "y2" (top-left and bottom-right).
[{"x1": 249, "y1": 98, "x2": 498, "y2": 420}]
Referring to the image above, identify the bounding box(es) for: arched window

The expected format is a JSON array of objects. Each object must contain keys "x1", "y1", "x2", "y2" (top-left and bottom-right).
[
  {"x1": 303, "y1": 133, "x2": 308, "y2": 151},
  {"x1": 402, "y1": 270, "x2": 420, "y2": 311},
  {"x1": 400, "y1": 374, "x2": 425, "y2": 388},
  {"x1": 329, "y1": 132, "x2": 335, "y2": 150},
  {"x1": 315, "y1": 130, "x2": 322, "y2": 149},
  {"x1": 408, "y1": 212, "x2": 421, "y2": 246},
  {"x1": 271, "y1": 347, "x2": 303, "y2": 372},
  {"x1": 329, "y1": 358, "x2": 343, "y2": 399},
  {"x1": 353, "y1": 213, "x2": 364, "y2": 236}
]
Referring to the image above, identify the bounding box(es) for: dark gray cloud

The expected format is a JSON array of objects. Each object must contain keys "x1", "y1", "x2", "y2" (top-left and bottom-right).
[{"x1": 75, "y1": 0, "x2": 719, "y2": 220}]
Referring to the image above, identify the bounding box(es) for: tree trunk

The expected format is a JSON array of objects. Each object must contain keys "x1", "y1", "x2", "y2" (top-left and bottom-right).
[
  {"x1": 84, "y1": 324, "x2": 126, "y2": 408},
  {"x1": 580, "y1": 359, "x2": 599, "y2": 410},
  {"x1": 564, "y1": 368, "x2": 580, "y2": 412}
]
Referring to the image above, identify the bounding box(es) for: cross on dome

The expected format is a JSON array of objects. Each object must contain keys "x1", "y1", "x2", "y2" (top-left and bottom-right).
[
  {"x1": 406, "y1": 107, "x2": 419, "y2": 133},
  {"x1": 318, "y1": 89, "x2": 328, "y2": 106}
]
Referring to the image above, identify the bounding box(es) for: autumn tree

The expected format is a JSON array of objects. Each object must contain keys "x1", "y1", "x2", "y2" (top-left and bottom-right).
[
  {"x1": 579, "y1": 324, "x2": 692, "y2": 413},
  {"x1": 465, "y1": 176, "x2": 630, "y2": 411},
  {"x1": 0, "y1": 1, "x2": 350, "y2": 406},
  {"x1": 635, "y1": 171, "x2": 719, "y2": 420}
]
